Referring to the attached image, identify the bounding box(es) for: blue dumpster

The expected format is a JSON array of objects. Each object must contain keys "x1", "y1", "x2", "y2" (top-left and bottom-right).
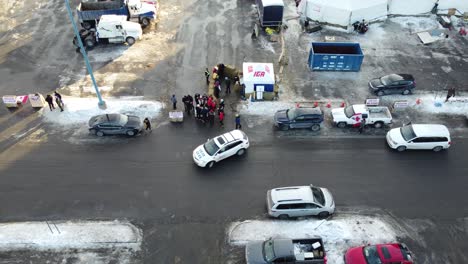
[{"x1": 308, "y1": 42, "x2": 364, "y2": 71}]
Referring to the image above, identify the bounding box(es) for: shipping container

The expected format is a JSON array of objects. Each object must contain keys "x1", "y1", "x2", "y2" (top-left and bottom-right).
[{"x1": 308, "y1": 42, "x2": 364, "y2": 71}]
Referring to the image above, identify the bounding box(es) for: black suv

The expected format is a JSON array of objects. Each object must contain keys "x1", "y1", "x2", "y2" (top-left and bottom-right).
[
  {"x1": 369, "y1": 73, "x2": 415, "y2": 96},
  {"x1": 274, "y1": 107, "x2": 324, "y2": 131}
]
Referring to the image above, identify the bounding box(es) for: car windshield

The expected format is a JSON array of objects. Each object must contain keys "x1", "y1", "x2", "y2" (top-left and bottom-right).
[
  {"x1": 400, "y1": 125, "x2": 416, "y2": 141},
  {"x1": 363, "y1": 246, "x2": 383, "y2": 264},
  {"x1": 286, "y1": 108, "x2": 297, "y2": 120},
  {"x1": 380, "y1": 74, "x2": 400, "y2": 86},
  {"x1": 311, "y1": 186, "x2": 325, "y2": 206},
  {"x1": 344, "y1": 106, "x2": 355, "y2": 118},
  {"x1": 263, "y1": 240, "x2": 276, "y2": 262},
  {"x1": 117, "y1": 114, "x2": 128, "y2": 126},
  {"x1": 203, "y1": 139, "x2": 220, "y2": 156}
]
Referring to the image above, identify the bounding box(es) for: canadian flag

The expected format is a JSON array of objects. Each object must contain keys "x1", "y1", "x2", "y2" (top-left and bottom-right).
[
  {"x1": 248, "y1": 65, "x2": 253, "y2": 73},
  {"x1": 265, "y1": 65, "x2": 270, "y2": 74}
]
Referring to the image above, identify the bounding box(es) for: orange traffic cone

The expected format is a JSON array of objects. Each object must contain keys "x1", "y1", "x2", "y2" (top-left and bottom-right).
[
  {"x1": 314, "y1": 101, "x2": 319, "y2": 107},
  {"x1": 326, "y1": 101, "x2": 331, "y2": 108},
  {"x1": 296, "y1": 103, "x2": 300, "y2": 108},
  {"x1": 416, "y1": 98, "x2": 422, "y2": 105},
  {"x1": 340, "y1": 102, "x2": 345, "y2": 107}
]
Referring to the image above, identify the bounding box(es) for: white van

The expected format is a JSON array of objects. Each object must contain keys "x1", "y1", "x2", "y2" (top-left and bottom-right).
[{"x1": 386, "y1": 124, "x2": 451, "y2": 152}]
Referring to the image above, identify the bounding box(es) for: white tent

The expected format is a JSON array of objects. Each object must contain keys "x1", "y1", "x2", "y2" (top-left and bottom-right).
[
  {"x1": 298, "y1": 0, "x2": 388, "y2": 28},
  {"x1": 388, "y1": 0, "x2": 468, "y2": 15},
  {"x1": 242, "y1": 62, "x2": 275, "y2": 100}
]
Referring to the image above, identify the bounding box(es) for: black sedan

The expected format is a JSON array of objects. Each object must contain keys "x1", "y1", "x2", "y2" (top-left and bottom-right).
[
  {"x1": 88, "y1": 113, "x2": 142, "y2": 137},
  {"x1": 274, "y1": 107, "x2": 324, "y2": 131},
  {"x1": 369, "y1": 74, "x2": 415, "y2": 96}
]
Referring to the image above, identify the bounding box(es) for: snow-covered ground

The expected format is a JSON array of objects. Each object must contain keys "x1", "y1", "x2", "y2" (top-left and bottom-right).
[
  {"x1": 41, "y1": 96, "x2": 164, "y2": 126},
  {"x1": 228, "y1": 215, "x2": 409, "y2": 264}
]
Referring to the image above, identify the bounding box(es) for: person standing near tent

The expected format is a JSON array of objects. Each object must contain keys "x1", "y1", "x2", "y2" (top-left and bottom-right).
[
  {"x1": 204, "y1": 68, "x2": 210, "y2": 85},
  {"x1": 235, "y1": 114, "x2": 241, "y2": 129},
  {"x1": 225, "y1": 76, "x2": 231, "y2": 95}
]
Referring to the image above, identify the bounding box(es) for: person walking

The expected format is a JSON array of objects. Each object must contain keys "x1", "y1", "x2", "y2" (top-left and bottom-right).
[
  {"x1": 55, "y1": 95, "x2": 64, "y2": 112},
  {"x1": 171, "y1": 94, "x2": 177, "y2": 110},
  {"x1": 54, "y1": 91, "x2": 64, "y2": 108},
  {"x1": 143, "y1": 117, "x2": 152, "y2": 132},
  {"x1": 358, "y1": 118, "x2": 366, "y2": 134},
  {"x1": 225, "y1": 76, "x2": 231, "y2": 95},
  {"x1": 218, "y1": 99, "x2": 225, "y2": 114},
  {"x1": 208, "y1": 109, "x2": 215, "y2": 126},
  {"x1": 219, "y1": 110, "x2": 225, "y2": 128},
  {"x1": 45, "y1": 94, "x2": 55, "y2": 111},
  {"x1": 235, "y1": 114, "x2": 242, "y2": 129},
  {"x1": 204, "y1": 68, "x2": 210, "y2": 85},
  {"x1": 445, "y1": 87, "x2": 456, "y2": 102}
]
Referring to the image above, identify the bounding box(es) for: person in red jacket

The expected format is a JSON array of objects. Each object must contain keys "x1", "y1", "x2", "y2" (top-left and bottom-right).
[{"x1": 219, "y1": 110, "x2": 224, "y2": 128}]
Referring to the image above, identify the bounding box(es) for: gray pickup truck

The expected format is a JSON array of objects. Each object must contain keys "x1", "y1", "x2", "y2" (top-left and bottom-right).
[{"x1": 245, "y1": 237, "x2": 327, "y2": 264}]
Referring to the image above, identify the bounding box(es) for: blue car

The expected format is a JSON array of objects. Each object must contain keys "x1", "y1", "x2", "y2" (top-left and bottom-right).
[{"x1": 274, "y1": 107, "x2": 324, "y2": 131}]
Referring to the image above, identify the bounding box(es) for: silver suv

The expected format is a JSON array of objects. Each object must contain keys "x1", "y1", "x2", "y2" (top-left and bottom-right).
[{"x1": 266, "y1": 185, "x2": 335, "y2": 219}]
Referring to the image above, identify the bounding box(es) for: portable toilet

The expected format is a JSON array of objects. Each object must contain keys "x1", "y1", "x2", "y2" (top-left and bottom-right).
[
  {"x1": 256, "y1": 0, "x2": 284, "y2": 27},
  {"x1": 242, "y1": 62, "x2": 275, "y2": 100}
]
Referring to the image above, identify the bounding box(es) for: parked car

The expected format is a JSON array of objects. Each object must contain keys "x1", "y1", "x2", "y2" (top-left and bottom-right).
[
  {"x1": 344, "y1": 243, "x2": 413, "y2": 264},
  {"x1": 369, "y1": 74, "x2": 415, "y2": 96},
  {"x1": 192, "y1": 130, "x2": 249, "y2": 168},
  {"x1": 332, "y1": 104, "x2": 392, "y2": 128},
  {"x1": 274, "y1": 107, "x2": 324, "y2": 131},
  {"x1": 266, "y1": 185, "x2": 335, "y2": 219},
  {"x1": 88, "y1": 113, "x2": 142, "y2": 137},
  {"x1": 246, "y1": 237, "x2": 327, "y2": 264},
  {"x1": 386, "y1": 124, "x2": 451, "y2": 152}
]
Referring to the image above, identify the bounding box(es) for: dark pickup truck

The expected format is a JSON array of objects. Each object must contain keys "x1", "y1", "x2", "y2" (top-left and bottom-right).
[
  {"x1": 245, "y1": 237, "x2": 327, "y2": 264},
  {"x1": 274, "y1": 107, "x2": 324, "y2": 131}
]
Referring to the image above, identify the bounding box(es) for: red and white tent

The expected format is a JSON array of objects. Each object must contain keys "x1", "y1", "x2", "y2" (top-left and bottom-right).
[{"x1": 242, "y1": 62, "x2": 275, "y2": 96}]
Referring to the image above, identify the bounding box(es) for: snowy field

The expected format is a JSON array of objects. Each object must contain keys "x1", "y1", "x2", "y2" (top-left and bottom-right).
[{"x1": 228, "y1": 215, "x2": 409, "y2": 264}]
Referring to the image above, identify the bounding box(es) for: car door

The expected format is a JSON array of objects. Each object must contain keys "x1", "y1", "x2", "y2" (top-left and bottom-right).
[
  {"x1": 98, "y1": 124, "x2": 113, "y2": 134},
  {"x1": 292, "y1": 115, "x2": 308, "y2": 129},
  {"x1": 386, "y1": 80, "x2": 401, "y2": 94},
  {"x1": 289, "y1": 203, "x2": 307, "y2": 217},
  {"x1": 408, "y1": 137, "x2": 432, "y2": 149},
  {"x1": 215, "y1": 141, "x2": 241, "y2": 161},
  {"x1": 304, "y1": 203, "x2": 322, "y2": 216}
]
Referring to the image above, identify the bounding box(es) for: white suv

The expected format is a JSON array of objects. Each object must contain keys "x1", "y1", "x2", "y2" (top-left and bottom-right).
[
  {"x1": 386, "y1": 124, "x2": 451, "y2": 152},
  {"x1": 266, "y1": 185, "x2": 335, "y2": 219},
  {"x1": 193, "y1": 130, "x2": 249, "y2": 168}
]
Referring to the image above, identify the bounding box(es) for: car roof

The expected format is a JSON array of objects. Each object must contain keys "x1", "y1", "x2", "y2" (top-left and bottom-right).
[
  {"x1": 376, "y1": 243, "x2": 408, "y2": 262},
  {"x1": 411, "y1": 124, "x2": 450, "y2": 138},
  {"x1": 271, "y1": 185, "x2": 314, "y2": 203},
  {"x1": 384, "y1": 73, "x2": 414, "y2": 81},
  {"x1": 93, "y1": 113, "x2": 123, "y2": 124},
  {"x1": 214, "y1": 130, "x2": 245, "y2": 146},
  {"x1": 295, "y1": 107, "x2": 323, "y2": 116}
]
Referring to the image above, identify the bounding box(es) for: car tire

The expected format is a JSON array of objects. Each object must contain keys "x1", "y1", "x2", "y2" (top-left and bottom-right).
[
  {"x1": 280, "y1": 125, "x2": 289, "y2": 131},
  {"x1": 206, "y1": 161, "x2": 215, "y2": 168},
  {"x1": 126, "y1": 130, "x2": 137, "y2": 137},
  {"x1": 433, "y1": 146, "x2": 443, "y2": 152},
  {"x1": 337, "y1": 122, "x2": 347, "y2": 128},
  {"x1": 126, "y1": 37, "x2": 136, "y2": 46},
  {"x1": 311, "y1": 124, "x2": 320, "y2": 131},
  {"x1": 374, "y1": 121, "x2": 384, "y2": 129},
  {"x1": 377, "y1": 91, "x2": 384, "y2": 96},
  {"x1": 402, "y1": 89, "x2": 411, "y2": 95},
  {"x1": 278, "y1": 214, "x2": 289, "y2": 220},
  {"x1": 237, "y1": 148, "x2": 245, "y2": 156},
  {"x1": 141, "y1": 18, "x2": 150, "y2": 28},
  {"x1": 318, "y1": 212, "x2": 330, "y2": 219},
  {"x1": 96, "y1": 131, "x2": 104, "y2": 137},
  {"x1": 396, "y1": 146, "x2": 406, "y2": 152}
]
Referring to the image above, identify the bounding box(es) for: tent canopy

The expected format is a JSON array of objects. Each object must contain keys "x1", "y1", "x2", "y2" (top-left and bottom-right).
[
  {"x1": 298, "y1": 0, "x2": 387, "y2": 27},
  {"x1": 242, "y1": 62, "x2": 275, "y2": 93}
]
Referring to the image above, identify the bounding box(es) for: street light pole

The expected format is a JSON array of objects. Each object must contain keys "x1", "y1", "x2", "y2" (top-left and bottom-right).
[{"x1": 64, "y1": 0, "x2": 106, "y2": 109}]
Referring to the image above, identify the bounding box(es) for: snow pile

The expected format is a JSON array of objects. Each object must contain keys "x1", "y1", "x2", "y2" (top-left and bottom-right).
[
  {"x1": 381, "y1": 93, "x2": 468, "y2": 115},
  {"x1": 238, "y1": 100, "x2": 296, "y2": 116},
  {"x1": 389, "y1": 16, "x2": 441, "y2": 34},
  {"x1": 0, "y1": 220, "x2": 142, "y2": 251},
  {"x1": 41, "y1": 97, "x2": 164, "y2": 126},
  {"x1": 228, "y1": 215, "x2": 401, "y2": 264}
]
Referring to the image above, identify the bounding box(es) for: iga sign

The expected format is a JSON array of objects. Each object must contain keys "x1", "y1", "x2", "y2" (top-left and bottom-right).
[{"x1": 253, "y1": 71, "x2": 265, "y2": 77}]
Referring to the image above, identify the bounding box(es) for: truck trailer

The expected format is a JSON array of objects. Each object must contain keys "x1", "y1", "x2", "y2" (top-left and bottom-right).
[{"x1": 77, "y1": 0, "x2": 156, "y2": 29}]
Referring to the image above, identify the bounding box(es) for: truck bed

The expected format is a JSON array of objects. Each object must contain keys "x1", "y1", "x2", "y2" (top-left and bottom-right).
[
  {"x1": 292, "y1": 239, "x2": 326, "y2": 262},
  {"x1": 368, "y1": 106, "x2": 392, "y2": 119}
]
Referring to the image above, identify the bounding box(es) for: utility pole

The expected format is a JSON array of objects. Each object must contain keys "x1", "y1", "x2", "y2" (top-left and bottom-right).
[{"x1": 64, "y1": 0, "x2": 106, "y2": 109}]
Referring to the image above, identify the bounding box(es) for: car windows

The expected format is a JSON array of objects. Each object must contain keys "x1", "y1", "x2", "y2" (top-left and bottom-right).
[
  {"x1": 305, "y1": 115, "x2": 322, "y2": 122},
  {"x1": 276, "y1": 204, "x2": 290, "y2": 210},
  {"x1": 412, "y1": 137, "x2": 428, "y2": 143},
  {"x1": 305, "y1": 203, "x2": 320, "y2": 209},
  {"x1": 289, "y1": 203, "x2": 306, "y2": 209},
  {"x1": 295, "y1": 115, "x2": 305, "y2": 121}
]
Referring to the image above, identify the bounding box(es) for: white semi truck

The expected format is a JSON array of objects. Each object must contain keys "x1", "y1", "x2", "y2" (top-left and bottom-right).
[{"x1": 73, "y1": 15, "x2": 142, "y2": 50}]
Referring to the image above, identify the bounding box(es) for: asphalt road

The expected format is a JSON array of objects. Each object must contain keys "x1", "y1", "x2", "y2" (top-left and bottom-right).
[{"x1": 0, "y1": 117, "x2": 467, "y2": 263}]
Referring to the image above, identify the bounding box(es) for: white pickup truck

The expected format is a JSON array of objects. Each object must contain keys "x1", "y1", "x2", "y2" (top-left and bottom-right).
[{"x1": 332, "y1": 104, "x2": 392, "y2": 128}]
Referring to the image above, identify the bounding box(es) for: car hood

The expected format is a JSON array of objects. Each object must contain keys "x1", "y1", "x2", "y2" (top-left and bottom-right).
[
  {"x1": 274, "y1": 110, "x2": 289, "y2": 123},
  {"x1": 388, "y1": 128, "x2": 405, "y2": 143},
  {"x1": 125, "y1": 115, "x2": 142, "y2": 128},
  {"x1": 245, "y1": 241, "x2": 266, "y2": 264},
  {"x1": 345, "y1": 247, "x2": 367, "y2": 264},
  {"x1": 193, "y1": 145, "x2": 208, "y2": 160},
  {"x1": 88, "y1": 115, "x2": 100, "y2": 127},
  {"x1": 331, "y1": 108, "x2": 346, "y2": 118},
  {"x1": 369, "y1": 79, "x2": 384, "y2": 88},
  {"x1": 321, "y1": 188, "x2": 335, "y2": 209}
]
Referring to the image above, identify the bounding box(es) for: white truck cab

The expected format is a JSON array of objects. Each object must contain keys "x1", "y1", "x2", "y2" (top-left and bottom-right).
[
  {"x1": 97, "y1": 15, "x2": 142, "y2": 45},
  {"x1": 127, "y1": 0, "x2": 156, "y2": 26},
  {"x1": 332, "y1": 104, "x2": 392, "y2": 128}
]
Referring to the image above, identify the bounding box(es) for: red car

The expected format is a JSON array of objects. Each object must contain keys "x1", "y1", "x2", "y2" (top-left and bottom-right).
[{"x1": 344, "y1": 243, "x2": 413, "y2": 264}]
